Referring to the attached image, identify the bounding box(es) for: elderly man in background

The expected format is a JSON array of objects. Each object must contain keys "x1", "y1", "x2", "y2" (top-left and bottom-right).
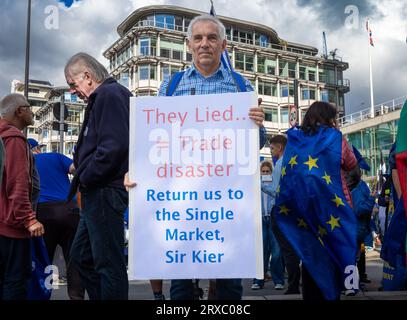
[
  {"x1": 65, "y1": 52, "x2": 131, "y2": 300},
  {"x1": 0, "y1": 93, "x2": 44, "y2": 300}
]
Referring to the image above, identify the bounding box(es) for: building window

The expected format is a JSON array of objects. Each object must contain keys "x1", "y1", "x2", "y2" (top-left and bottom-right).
[
  {"x1": 267, "y1": 66, "x2": 275, "y2": 75},
  {"x1": 301, "y1": 88, "x2": 316, "y2": 100},
  {"x1": 258, "y1": 81, "x2": 277, "y2": 96},
  {"x1": 319, "y1": 68, "x2": 336, "y2": 84},
  {"x1": 51, "y1": 142, "x2": 59, "y2": 153},
  {"x1": 226, "y1": 27, "x2": 232, "y2": 41},
  {"x1": 140, "y1": 37, "x2": 156, "y2": 56},
  {"x1": 160, "y1": 39, "x2": 184, "y2": 60},
  {"x1": 67, "y1": 109, "x2": 81, "y2": 123},
  {"x1": 328, "y1": 90, "x2": 336, "y2": 103},
  {"x1": 281, "y1": 84, "x2": 294, "y2": 97},
  {"x1": 264, "y1": 108, "x2": 278, "y2": 122},
  {"x1": 117, "y1": 45, "x2": 130, "y2": 66},
  {"x1": 160, "y1": 48, "x2": 170, "y2": 58},
  {"x1": 120, "y1": 71, "x2": 129, "y2": 88},
  {"x1": 67, "y1": 126, "x2": 79, "y2": 136},
  {"x1": 288, "y1": 62, "x2": 296, "y2": 78},
  {"x1": 281, "y1": 107, "x2": 289, "y2": 123},
  {"x1": 184, "y1": 18, "x2": 191, "y2": 32},
  {"x1": 299, "y1": 66, "x2": 306, "y2": 80},
  {"x1": 234, "y1": 51, "x2": 254, "y2": 72},
  {"x1": 320, "y1": 89, "x2": 329, "y2": 102},
  {"x1": 140, "y1": 38, "x2": 150, "y2": 56},
  {"x1": 139, "y1": 65, "x2": 156, "y2": 80},
  {"x1": 66, "y1": 142, "x2": 75, "y2": 156},
  {"x1": 172, "y1": 50, "x2": 182, "y2": 60},
  {"x1": 161, "y1": 64, "x2": 180, "y2": 82},
  {"x1": 279, "y1": 60, "x2": 288, "y2": 77},
  {"x1": 156, "y1": 14, "x2": 175, "y2": 30},
  {"x1": 339, "y1": 93, "x2": 344, "y2": 106},
  {"x1": 308, "y1": 70, "x2": 315, "y2": 82},
  {"x1": 233, "y1": 29, "x2": 238, "y2": 42},
  {"x1": 255, "y1": 34, "x2": 269, "y2": 47},
  {"x1": 174, "y1": 16, "x2": 183, "y2": 31},
  {"x1": 235, "y1": 52, "x2": 244, "y2": 70}
]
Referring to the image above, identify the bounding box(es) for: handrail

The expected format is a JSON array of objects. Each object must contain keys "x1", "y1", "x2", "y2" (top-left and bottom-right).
[{"x1": 338, "y1": 95, "x2": 407, "y2": 128}]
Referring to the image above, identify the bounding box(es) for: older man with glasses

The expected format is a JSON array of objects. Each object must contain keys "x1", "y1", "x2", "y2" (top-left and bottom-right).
[{"x1": 0, "y1": 93, "x2": 45, "y2": 300}]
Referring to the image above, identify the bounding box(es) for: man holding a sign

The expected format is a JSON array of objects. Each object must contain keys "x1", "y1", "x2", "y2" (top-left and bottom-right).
[{"x1": 126, "y1": 14, "x2": 265, "y2": 300}]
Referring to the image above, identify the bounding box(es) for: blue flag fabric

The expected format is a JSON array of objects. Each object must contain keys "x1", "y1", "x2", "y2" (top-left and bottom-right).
[
  {"x1": 27, "y1": 237, "x2": 52, "y2": 300},
  {"x1": 381, "y1": 200, "x2": 407, "y2": 267},
  {"x1": 275, "y1": 126, "x2": 357, "y2": 300},
  {"x1": 351, "y1": 145, "x2": 371, "y2": 171},
  {"x1": 209, "y1": 1, "x2": 234, "y2": 72}
]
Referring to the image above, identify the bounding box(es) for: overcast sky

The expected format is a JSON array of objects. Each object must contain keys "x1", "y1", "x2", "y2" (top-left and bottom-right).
[{"x1": 0, "y1": 0, "x2": 405, "y2": 114}]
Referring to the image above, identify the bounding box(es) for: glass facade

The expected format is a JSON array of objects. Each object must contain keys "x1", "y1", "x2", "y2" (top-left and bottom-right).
[{"x1": 346, "y1": 120, "x2": 398, "y2": 177}]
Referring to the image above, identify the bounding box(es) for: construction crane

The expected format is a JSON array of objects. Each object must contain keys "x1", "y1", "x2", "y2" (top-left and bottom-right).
[
  {"x1": 322, "y1": 31, "x2": 339, "y2": 60},
  {"x1": 322, "y1": 31, "x2": 328, "y2": 59},
  {"x1": 329, "y1": 48, "x2": 338, "y2": 60}
]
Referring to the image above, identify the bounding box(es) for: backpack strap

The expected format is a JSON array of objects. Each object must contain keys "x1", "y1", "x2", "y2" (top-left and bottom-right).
[
  {"x1": 166, "y1": 71, "x2": 185, "y2": 96},
  {"x1": 231, "y1": 71, "x2": 247, "y2": 92}
]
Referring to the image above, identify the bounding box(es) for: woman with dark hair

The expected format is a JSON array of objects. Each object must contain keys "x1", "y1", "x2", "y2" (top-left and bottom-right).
[
  {"x1": 301, "y1": 101, "x2": 338, "y2": 135},
  {"x1": 275, "y1": 101, "x2": 358, "y2": 300},
  {"x1": 301, "y1": 101, "x2": 355, "y2": 207}
]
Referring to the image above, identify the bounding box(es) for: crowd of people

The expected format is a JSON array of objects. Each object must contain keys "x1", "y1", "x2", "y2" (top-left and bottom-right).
[{"x1": 0, "y1": 13, "x2": 406, "y2": 301}]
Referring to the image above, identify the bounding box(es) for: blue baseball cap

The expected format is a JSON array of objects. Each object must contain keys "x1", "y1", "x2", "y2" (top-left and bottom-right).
[{"x1": 27, "y1": 138, "x2": 45, "y2": 150}]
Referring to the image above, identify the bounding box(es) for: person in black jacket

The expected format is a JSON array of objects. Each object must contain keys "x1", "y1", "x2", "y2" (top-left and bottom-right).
[{"x1": 64, "y1": 52, "x2": 131, "y2": 300}]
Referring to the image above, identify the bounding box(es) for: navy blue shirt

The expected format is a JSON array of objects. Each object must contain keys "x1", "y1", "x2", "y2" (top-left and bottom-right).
[
  {"x1": 74, "y1": 78, "x2": 131, "y2": 189},
  {"x1": 34, "y1": 153, "x2": 73, "y2": 203}
]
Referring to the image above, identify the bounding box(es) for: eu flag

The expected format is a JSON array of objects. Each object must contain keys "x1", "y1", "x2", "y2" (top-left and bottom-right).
[
  {"x1": 275, "y1": 126, "x2": 357, "y2": 300},
  {"x1": 27, "y1": 237, "x2": 53, "y2": 300}
]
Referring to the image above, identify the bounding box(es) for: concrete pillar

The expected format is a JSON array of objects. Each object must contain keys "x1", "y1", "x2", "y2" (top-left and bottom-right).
[{"x1": 157, "y1": 33, "x2": 161, "y2": 57}]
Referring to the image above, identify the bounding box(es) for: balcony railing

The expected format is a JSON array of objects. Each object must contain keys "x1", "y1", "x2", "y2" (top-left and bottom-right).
[
  {"x1": 338, "y1": 95, "x2": 407, "y2": 128},
  {"x1": 337, "y1": 79, "x2": 350, "y2": 87}
]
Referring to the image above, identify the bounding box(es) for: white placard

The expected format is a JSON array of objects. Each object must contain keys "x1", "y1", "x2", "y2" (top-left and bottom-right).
[{"x1": 128, "y1": 92, "x2": 263, "y2": 280}]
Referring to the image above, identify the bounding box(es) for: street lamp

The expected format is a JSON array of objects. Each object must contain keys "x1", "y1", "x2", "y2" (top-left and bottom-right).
[{"x1": 24, "y1": 0, "x2": 32, "y2": 100}]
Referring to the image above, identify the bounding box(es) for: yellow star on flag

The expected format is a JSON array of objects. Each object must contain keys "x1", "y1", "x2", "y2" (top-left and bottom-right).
[
  {"x1": 326, "y1": 214, "x2": 341, "y2": 231},
  {"x1": 318, "y1": 225, "x2": 328, "y2": 237},
  {"x1": 281, "y1": 166, "x2": 287, "y2": 178},
  {"x1": 279, "y1": 205, "x2": 290, "y2": 216},
  {"x1": 304, "y1": 155, "x2": 319, "y2": 171},
  {"x1": 318, "y1": 237, "x2": 325, "y2": 246},
  {"x1": 332, "y1": 194, "x2": 345, "y2": 207},
  {"x1": 297, "y1": 218, "x2": 308, "y2": 229},
  {"x1": 276, "y1": 184, "x2": 280, "y2": 194},
  {"x1": 322, "y1": 172, "x2": 332, "y2": 185},
  {"x1": 288, "y1": 155, "x2": 298, "y2": 168}
]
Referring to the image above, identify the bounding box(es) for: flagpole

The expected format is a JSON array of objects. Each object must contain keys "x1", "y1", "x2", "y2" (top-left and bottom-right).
[{"x1": 367, "y1": 18, "x2": 375, "y2": 118}]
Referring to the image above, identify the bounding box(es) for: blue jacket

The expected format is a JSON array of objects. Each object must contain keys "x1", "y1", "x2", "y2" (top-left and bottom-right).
[
  {"x1": 73, "y1": 78, "x2": 131, "y2": 191},
  {"x1": 351, "y1": 180, "x2": 374, "y2": 243}
]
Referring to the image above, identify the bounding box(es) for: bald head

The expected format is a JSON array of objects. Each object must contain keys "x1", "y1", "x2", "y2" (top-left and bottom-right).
[{"x1": 0, "y1": 94, "x2": 30, "y2": 117}]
